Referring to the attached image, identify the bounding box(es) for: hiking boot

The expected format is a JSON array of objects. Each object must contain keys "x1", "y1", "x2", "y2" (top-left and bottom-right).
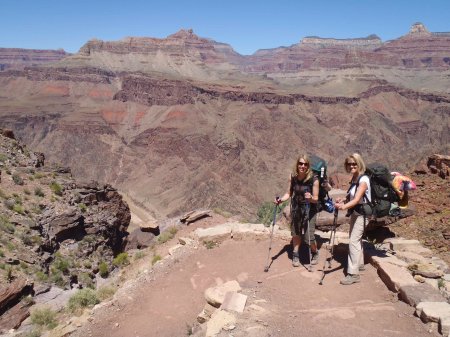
[
  {"x1": 340, "y1": 274, "x2": 360, "y2": 285},
  {"x1": 359, "y1": 265, "x2": 365, "y2": 271},
  {"x1": 292, "y1": 254, "x2": 300, "y2": 267},
  {"x1": 311, "y1": 252, "x2": 319, "y2": 265}
]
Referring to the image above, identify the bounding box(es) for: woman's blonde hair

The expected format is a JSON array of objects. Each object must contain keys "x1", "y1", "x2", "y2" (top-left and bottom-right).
[
  {"x1": 292, "y1": 154, "x2": 313, "y2": 181},
  {"x1": 344, "y1": 153, "x2": 366, "y2": 175}
]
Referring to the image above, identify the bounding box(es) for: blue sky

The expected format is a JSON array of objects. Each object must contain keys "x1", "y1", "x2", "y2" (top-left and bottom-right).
[{"x1": 2, "y1": 0, "x2": 449, "y2": 55}]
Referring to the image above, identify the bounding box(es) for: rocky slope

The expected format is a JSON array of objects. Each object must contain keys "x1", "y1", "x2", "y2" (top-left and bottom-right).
[
  {"x1": 0, "y1": 23, "x2": 449, "y2": 221},
  {"x1": 0, "y1": 130, "x2": 130, "y2": 331}
]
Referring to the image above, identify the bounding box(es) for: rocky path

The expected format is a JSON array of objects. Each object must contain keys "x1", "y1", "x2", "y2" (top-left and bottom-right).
[{"x1": 71, "y1": 228, "x2": 440, "y2": 337}]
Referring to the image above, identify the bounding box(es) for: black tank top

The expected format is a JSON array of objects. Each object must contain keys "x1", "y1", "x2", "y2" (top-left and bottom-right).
[{"x1": 290, "y1": 175, "x2": 318, "y2": 210}]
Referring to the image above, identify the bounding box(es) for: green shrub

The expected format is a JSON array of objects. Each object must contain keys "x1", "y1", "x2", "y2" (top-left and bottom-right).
[
  {"x1": 50, "y1": 272, "x2": 65, "y2": 287},
  {"x1": 34, "y1": 187, "x2": 45, "y2": 197},
  {"x1": 96, "y1": 285, "x2": 116, "y2": 301},
  {"x1": 5, "y1": 265, "x2": 13, "y2": 282},
  {"x1": 13, "y1": 204, "x2": 25, "y2": 215},
  {"x1": 98, "y1": 261, "x2": 109, "y2": 278},
  {"x1": 151, "y1": 254, "x2": 162, "y2": 265},
  {"x1": 78, "y1": 272, "x2": 94, "y2": 289},
  {"x1": 257, "y1": 201, "x2": 285, "y2": 226},
  {"x1": 0, "y1": 216, "x2": 15, "y2": 234},
  {"x1": 24, "y1": 329, "x2": 42, "y2": 337},
  {"x1": 78, "y1": 203, "x2": 87, "y2": 213},
  {"x1": 33, "y1": 172, "x2": 45, "y2": 179},
  {"x1": 36, "y1": 271, "x2": 49, "y2": 282},
  {"x1": 168, "y1": 226, "x2": 178, "y2": 235},
  {"x1": 112, "y1": 253, "x2": 129, "y2": 267},
  {"x1": 157, "y1": 231, "x2": 174, "y2": 244},
  {"x1": 0, "y1": 250, "x2": 4, "y2": 257},
  {"x1": 0, "y1": 189, "x2": 7, "y2": 199},
  {"x1": 24, "y1": 188, "x2": 31, "y2": 195},
  {"x1": 134, "y1": 251, "x2": 146, "y2": 260},
  {"x1": 50, "y1": 182, "x2": 63, "y2": 196},
  {"x1": 0, "y1": 154, "x2": 7, "y2": 162},
  {"x1": 12, "y1": 173, "x2": 24, "y2": 185},
  {"x1": 51, "y1": 256, "x2": 70, "y2": 274},
  {"x1": 31, "y1": 307, "x2": 58, "y2": 329},
  {"x1": 203, "y1": 240, "x2": 218, "y2": 249},
  {"x1": 68, "y1": 289, "x2": 99, "y2": 313}
]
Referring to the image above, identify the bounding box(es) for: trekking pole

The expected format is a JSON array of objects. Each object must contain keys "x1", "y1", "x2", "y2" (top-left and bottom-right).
[
  {"x1": 305, "y1": 202, "x2": 313, "y2": 272},
  {"x1": 264, "y1": 199, "x2": 279, "y2": 272},
  {"x1": 319, "y1": 208, "x2": 338, "y2": 285}
]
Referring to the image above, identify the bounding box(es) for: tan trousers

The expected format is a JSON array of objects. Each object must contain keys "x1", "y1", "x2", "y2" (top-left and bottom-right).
[{"x1": 347, "y1": 213, "x2": 365, "y2": 275}]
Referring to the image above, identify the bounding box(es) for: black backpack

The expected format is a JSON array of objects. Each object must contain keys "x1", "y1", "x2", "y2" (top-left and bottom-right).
[{"x1": 353, "y1": 163, "x2": 400, "y2": 218}]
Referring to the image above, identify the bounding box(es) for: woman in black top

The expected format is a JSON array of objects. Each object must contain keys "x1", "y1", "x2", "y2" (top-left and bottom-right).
[{"x1": 276, "y1": 154, "x2": 320, "y2": 267}]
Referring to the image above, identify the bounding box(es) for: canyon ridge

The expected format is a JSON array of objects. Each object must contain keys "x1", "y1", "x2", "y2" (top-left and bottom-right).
[{"x1": 0, "y1": 22, "x2": 449, "y2": 219}]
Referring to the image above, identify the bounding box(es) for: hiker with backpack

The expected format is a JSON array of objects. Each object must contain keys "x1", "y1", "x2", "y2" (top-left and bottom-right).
[
  {"x1": 334, "y1": 153, "x2": 371, "y2": 285},
  {"x1": 275, "y1": 154, "x2": 320, "y2": 268}
]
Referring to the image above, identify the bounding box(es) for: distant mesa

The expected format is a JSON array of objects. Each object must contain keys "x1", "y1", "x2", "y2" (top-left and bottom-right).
[{"x1": 409, "y1": 22, "x2": 430, "y2": 35}]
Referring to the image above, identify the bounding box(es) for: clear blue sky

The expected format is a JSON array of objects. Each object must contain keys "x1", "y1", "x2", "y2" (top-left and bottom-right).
[{"x1": 2, "y1": 0, "x2": 449, "y2": 55}]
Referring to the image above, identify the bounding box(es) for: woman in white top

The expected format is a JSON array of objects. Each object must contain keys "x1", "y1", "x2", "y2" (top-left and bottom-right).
[{"x1": 335, "y1": 153, "x2": 371, "y2": 285}]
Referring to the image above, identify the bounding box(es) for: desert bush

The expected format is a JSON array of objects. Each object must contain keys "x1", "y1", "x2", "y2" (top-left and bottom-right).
[
  {"x1": 78, "y1": 272, "x2": 94, "y2": 289},
  {"x1": 33, "y1": 172, "x2": 45, "y2": 179},
  {"x1": 0, "y1": 154, "x2": 7, "y2": 162},
  {"x1": 24, "y1": 188, "x2": 31, "y2": 195},
  {"x1": 35, "y1": 271, "x2": 49, "y2": 282},
  {"x1": 203, "y1": 240, "x2": 218, "y2": 249},
  {"x1": 51, "y1": 255, "x2": 71, "y2": 274},
  {"x1": 257, "y1": 201, "x2": 285, "y2": 226},
  {"x1": 98, "y1": 261, "x2": 109, "y2": 278},
  {"x1": 67, "y1": 288, "x2": 99, "y2": 313},
  {"x1": 34, "y1": 187, "x2": 45, "y2": 197},
  {"x1": 112, "y1": 252, "x2": 129, "y2": 267},
  {"x1": 157, "y1": 231, "x2": 174, "y2": 244},
  {"x1": 96, "y1": 285, "x2": 116, "y2": 301},
  {"x1": 12, "y1": 173, "x2": 24, "y2": 185},
  {"x1": 30, "y1": 306, "x2": 58, "y2": 329},
  {"x1": 134, "y1": 251, "x2": 146, "y2": 260},
  {"x1": 50, "y1": 182, "x2": 63, "y2": 196},
  {"x1": 78, "y1": 203, "x2": 87, "y2": 213},
  {"x1": 0, "y1": 216, "x2": 15, "y2": 234},
  {"x1": 168, "y1": 226, "x2": 178, "y2": 235},
  {"x1": 0, "y1": 188, "x2": 8, "y2": 199},
  {"x1": 151, "y1": 254, "x2": 162, "y2": 265},
  {"x1": 12, "y1": 204, "x2": 25, "y2": 215},
  {"x1": 213, "y1": 207, "x2": 233, "y2": 218}
]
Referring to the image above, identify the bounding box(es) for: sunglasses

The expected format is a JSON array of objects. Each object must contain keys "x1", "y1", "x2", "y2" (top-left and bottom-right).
[
  {"x1": 346, "y1": 162, "x2": 358, "y2": 167},
  {"x1": 298, "y1": 162, "x2": 308, "y2": 167}
]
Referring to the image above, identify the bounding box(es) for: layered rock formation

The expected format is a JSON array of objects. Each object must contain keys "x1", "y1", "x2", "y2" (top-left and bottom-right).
[
  {"x1": 0, "y1": 23, "x2": 449, "y2": 220},
  {"x1": 0, "y1": 48, "x2": 69, "y2": 71}
]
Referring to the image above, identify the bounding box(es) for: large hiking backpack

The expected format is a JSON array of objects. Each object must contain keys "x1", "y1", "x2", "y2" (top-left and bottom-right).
[
  {"x1": 364, "y1": 163, "x2": 400, "y2": 218},
  {"x1": 309, "y1": 155, "x2": 334, "y2": 213}
]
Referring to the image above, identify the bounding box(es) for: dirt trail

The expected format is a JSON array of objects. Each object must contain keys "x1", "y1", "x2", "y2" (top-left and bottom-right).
[{"x1": 72, "y1": 223, "x2": 438, "y2": 337}]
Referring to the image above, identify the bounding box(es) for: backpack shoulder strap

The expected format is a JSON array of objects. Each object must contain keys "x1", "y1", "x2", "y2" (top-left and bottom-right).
[{"x1": 347, "y1": 174, "x2": 370, "y2": 203}]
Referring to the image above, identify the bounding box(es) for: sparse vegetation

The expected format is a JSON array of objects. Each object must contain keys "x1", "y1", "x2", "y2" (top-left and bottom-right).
[
  {"x1": 213, "y1": 207, "x2": 233, "y2": 218},
  {"x1": 157, "y1": 231, "x2": 174, "y2": 244},
  {"x1": 98, "y1": 261, "x2": 109, "y2": 278},
  {"x1": 257, "y1": 201, "x2": 286, "y2": 226},
  {"x1": 30, "y1": 306, "x2": 58, "y2": 329},
  {"x1": 0, "y1": 215, "x2": 15, "y2": 234},
  {"x1": 78, "y1": 203, "x2": 87, "y2": 213},
  {"x1": 203, "y1": 240, "x2": 218, "y2": 249},
  {"x1": 13, "y1": 203, "x2": 25, "y2": 215},
  {"x1": 50, "y1": 181, "x2": 63, "y2": 196},
  {"x1": 134, "y1": 251, "x2": 146, "y2": 260},
  {"x1": 112, "y1": 252, "x2": 129, "y2": 267},
  {"x1": 152, "y1": 254, "x2": 162, "y2": 265},
  {"x1": 34, "y1": 187, "x2": 45, "y2": 197},
  {"x1": 68, "y1": 288, "x2": 99, "y2": 313},
  {"x1": 438, "y1": 278, "x2": 445, "y2": 289},
  {"x1": 12, "y1": 173, "x2": 24, "y2": 185},
  {"x1": 168, "y1": 226, "x2": 178, "y2": 235},
  {"x1": 96, "y1": 285, "x2": 117, "y2": 301},
  {"x1": 5, "y1": 265, "x2": 14, "y2": 282}
]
